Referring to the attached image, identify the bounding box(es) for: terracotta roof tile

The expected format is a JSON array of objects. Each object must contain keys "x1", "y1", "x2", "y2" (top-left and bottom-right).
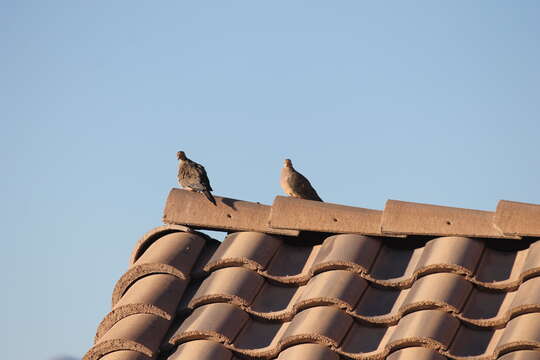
[
  {"x1": 386, "y1": 347, "x2": 447, "y2": 360},
  {"x1": 204, "y1": 232, "x2": 283, "y2": 272},
  {"x1": 189, "y1": 267, "x2": 265, "y2": 308},
  {"x1": 99, "y1": 350, "x2": 152, "y2": 360},
  {"x1": 276, "y1": 343, "x2": 340, "y2": 360},
  {"x1": 311, "y1": 234, "x2": 382, "y2": 274},
  {"x1": 84, "y1": 190, "x2": 540, "y2": 360},
  {"x1": 168, "y1": 340, "x2": 232, "y2": 360},
  {"x1": 498, "y1": 350, "x2": 540, "y2": 360},
  {"x1": 171, "y1": 303, "x2": 249, "y2": 344},
  {"x1": 96, "y1": 274, "x2": 186, "y2": 341}
]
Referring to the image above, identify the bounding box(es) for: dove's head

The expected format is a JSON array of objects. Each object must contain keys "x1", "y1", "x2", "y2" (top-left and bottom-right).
[
  {"x1": 284, "y1": 159, "x2": 293, "y2": 168},
  {"x1": 177, "y1": 151, "x2": 187, "y2": 161}
]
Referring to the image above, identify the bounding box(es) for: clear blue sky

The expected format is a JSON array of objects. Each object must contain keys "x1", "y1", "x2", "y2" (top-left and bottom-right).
[{"x1": 2, "y1": 2, "x2": 539, "y2": 359}]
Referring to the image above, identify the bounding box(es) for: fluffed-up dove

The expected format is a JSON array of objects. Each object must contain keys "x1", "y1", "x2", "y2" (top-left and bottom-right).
[
  {"x1": 177, "y1": 151, "x2": 216, "y2": 205},
  {"x1": 280, "y1": 158, "x2": 322, "y2": 202}
]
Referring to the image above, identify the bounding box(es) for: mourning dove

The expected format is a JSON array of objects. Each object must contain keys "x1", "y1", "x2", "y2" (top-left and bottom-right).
[
  {"x1": 177, "y1": 151, "x2": 216, "y2": 205},
  {"x1": 280, "y1": 159, "x2": 322, "y2": 201}
]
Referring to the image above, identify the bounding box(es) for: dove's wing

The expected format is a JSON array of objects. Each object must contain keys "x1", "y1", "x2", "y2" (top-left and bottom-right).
[
  {"x1": 289, "y1": 170, "x2": 322, "y2": 201},
  {"x1": 179, "y1": 160, "x2": 213, "y2": 192}
]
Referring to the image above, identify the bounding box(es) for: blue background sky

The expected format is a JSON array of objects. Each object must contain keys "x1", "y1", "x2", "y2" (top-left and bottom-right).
[{"x1": 2, "y1": 2, "x2": 539, "y2": 359}]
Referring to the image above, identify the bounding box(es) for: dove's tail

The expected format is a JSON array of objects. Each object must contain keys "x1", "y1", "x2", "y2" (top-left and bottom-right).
[{"x1": 202, "y1": 190, "x2": 216, "y2": 206}]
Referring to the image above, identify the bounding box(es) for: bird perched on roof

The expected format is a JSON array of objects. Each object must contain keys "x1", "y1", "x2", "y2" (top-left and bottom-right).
[
  {"x1": 177, "y1": 151, "x2": 216, "y2": 205},
  {"x1": 280, "y1": 159, "x2": 323, "y2": 202}
]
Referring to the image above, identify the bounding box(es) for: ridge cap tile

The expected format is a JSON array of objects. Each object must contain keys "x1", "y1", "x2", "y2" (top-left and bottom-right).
[
  {"x1": 163, "y1": 188, "x2": 299, "y2": 236},
  {"x1": 270, "y1": 195, "x2": 384, "y2": 235},
  {"x1": 382, "y1": 199, "x2": 519, "y2": 239},
  {"x1": 495, "y1": 200, "x2": 540, "y2": 237}
]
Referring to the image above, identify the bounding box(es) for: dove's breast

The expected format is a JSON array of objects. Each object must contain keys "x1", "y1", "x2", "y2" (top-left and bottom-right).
[{"x1": 280, "y1": 168, "x2": 295, "y2": 196}]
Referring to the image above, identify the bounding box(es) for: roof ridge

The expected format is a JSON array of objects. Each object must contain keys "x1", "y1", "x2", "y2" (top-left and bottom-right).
[{"x1": 162, "y1": 188, "x2": 540, "y2": 240}]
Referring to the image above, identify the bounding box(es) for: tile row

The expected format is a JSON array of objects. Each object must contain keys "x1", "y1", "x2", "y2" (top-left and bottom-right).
[
  {"x1": 205, "y1": 233, "x2": 540, "y2": 290},
  {"x1": 168, "y1": 340, "x2": 540, "y2": 360},
  {"x1": 166, "y1": 304, "x2": 540, "y2": 359},
  {"x1": 184, "y1": 266, "x2": 540, "y2": 327}
]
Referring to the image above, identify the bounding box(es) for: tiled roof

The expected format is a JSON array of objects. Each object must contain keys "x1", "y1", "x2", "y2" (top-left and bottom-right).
[{"x1": 84, "y1": 189, "x2": 540, "y2": 360}]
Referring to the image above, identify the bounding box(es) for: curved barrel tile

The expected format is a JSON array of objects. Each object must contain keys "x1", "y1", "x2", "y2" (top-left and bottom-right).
[
  {"x1": 99, "y1": 350, "x2": 152, "y2": 360},
  {"x1": 497, "y1": 313, "x2": 540, "y2": 355},
  {"x1": 189, "y1": 267, "x2": 265, "y2": 308},
  {"x1": 387, "y1": 347, "x2": 447, "y2": 360},
  {"x1": 96, "y1": 274, "x2": 187, "y2": 341},
  {"x1": 521, "y1": 240, "x2": 540, "y2": 279},
  {"x1": 414, "y1": 237, "x2": 484, "y2": 276},
  {"x1": 294, "y1": 270, "x2": 367, "y2": 312},
  {"x1": 112, "y1": 232, "x2": 206, "y2": 305},
  {"x1": 509, "y1": 277, "x2": 540, "y2": 316},
  {"x1": 498, "y1": 350, "x2": 540, "y2": 360},
  {"x1": 112, "y1": 263, "x2": 187, "y2": 307},
  {"x1": 280, "y1": 306, "x2": 353, "y2": 348},
  {"x1": 129, "y1": 224, "x2": 197, "y2": 265},
  {"x1": 389, "y1": 310, "x2": 460, "y2": 350},
  {"x1": 168, "y1": 340, "x2": 232, "y2": 360},
  {"x1": 277, "y1": 343, "x2": 339, "y2": 360},
  {"x1": 170, "y1": 303, "x2": 249, "y2": 345},
  {"x1": 204, "y1": 232, "x2": 282, "y2": 272},
  {"x1": 310, "y1": 234, "x2": 382, "y2": 274},
  {"x1": 400, "y1": 272, "x2": 472, "y2": 314},
  {"x1": 85, "y1": 314, "x2": 170, "y2": 360},
  {"x1": 132, "y1": 232, "x2": 206, "y2": 275}
]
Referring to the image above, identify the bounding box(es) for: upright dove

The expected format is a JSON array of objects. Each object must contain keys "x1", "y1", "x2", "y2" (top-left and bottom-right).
[
  {"x1": 177, "y1": 151, "x2": 216, "y2": 205},
  {"x1": 280, "y1": 158, "x2": 323, "y2": 202}
]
